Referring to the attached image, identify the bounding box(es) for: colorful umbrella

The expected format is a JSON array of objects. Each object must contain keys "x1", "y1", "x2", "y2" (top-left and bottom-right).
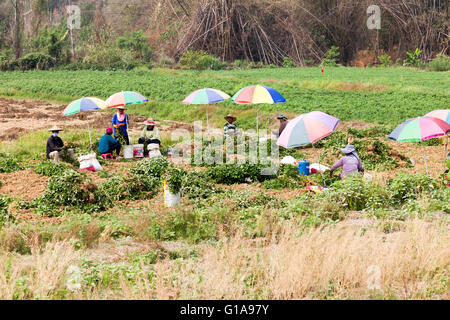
[
  {"x1": 106, "y1": 91, "x2": 148, "y2": 108},
  {"x1": 183, "y1": 88, "x2": 230, "y2": 105},
  {"x1": 388, "y1": 116, "x2": 450, "y2": 174},
  {"x1": 231, "y1": 85, "x2": 286, "y2": 104},
  {"x1": 231, "y1": 85, "x2": 285, "y2": 136},
  {"x1": 425, "y1": 109, "x2": 450, "y2": 125},
  {"x1": 63, "y1": 97, "x2": 107, "y2": 116},
  {"x1": 64, "y1": 97, "x2": 108, "y2": 148},
  {"x1": 388, "y1": 117, "x2": 450, "y2": 142},
  {"x1": 277, "y1": 111, "x2": 340, "y2": 148}
]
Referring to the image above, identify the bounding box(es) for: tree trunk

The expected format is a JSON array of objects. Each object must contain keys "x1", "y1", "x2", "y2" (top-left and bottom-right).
[{"x1": 12, "y1": 0, "x2": 22, "y2": 59}]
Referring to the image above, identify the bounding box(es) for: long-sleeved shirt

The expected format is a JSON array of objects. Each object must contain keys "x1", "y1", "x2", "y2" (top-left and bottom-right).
[
  {"x1": 112, "y1": 113, "x2": 129, "y2": 137},
  {"x1": 279, "y1": 120, "x2": 289, "y2": 135},
  {"x1": 224, "y1": 122, "x2": 238, "y2": 137},
  {"x1": 98, "y1": 134, "x2": 119, "y2": 154},
  {"x1": 330, "y1": 155, "x2": 364, "y2": 179},
  {"x1": 46, "y1": 136, "x2": 64, "y2": 159},
  {"x1": 141, "y1": 126, "x2": 160, "y2": 141}
]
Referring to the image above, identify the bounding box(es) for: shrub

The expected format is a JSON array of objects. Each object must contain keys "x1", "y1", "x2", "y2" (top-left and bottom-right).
[
  {"x1": 322, "y1": 46, "x2": 340, "y2": 67},
  {"x1": 130, "y1": 157, "x2": 169, "y2": 179},
  {"x1": 428, "y1": 54, "x2": 450, "y2": 72},
  {"x1": 403, "y1": 48, "x2": 422, "y2": 67},
  {"x1": 82, "y1": 46, "x2": 137, "y2": 71},
  {"x1": 0, "y1": 157, "x2": 23, "y2": 173},
  {"x1": 179, "y1": 50, "x2": 226, "y2": 70},
  {"x1": 163, "y1": 167, "x2": 186, "y2": 194},
  {"x1": 17, "y1": 52, "x2": 55, "y2": 70},
  {"x1": 282, "y1": 57, "x2": 297, "y2": 68},
  {"x1": 387, "y1": 173, "x2": 439, "y2": 206},
  {"x1": 206, "y1": 163, "x2": 275, "y2": 184},
  {"x1": 378, "y1": 54, "x2": 392, "y2": 67},
  {"x1": 34, "y1": 161, "x2": 70, "y2": 176},
  {"x1": 181, "y1": 171, "x2": 223, "y2": 200},
  {"x1": 0, "y1": 195, "x2": 14, "y2": 228},
  {"x1": 116, "y1": 30, "x2": 153, "y2": 62}
]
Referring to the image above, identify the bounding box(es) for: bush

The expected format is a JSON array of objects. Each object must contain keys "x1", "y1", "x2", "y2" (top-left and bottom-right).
[
  {"x1": 34, "y1": 161, "x2": 70, "y2": 176},
  {"x1": 0, "y1": 195, "x2": 14, "y2": 228},
  {"x1": 322, "y1": 46, "x2": 340, "y2": 67},
  {"x1": 403, "y1": 48, "x2": 422, "y2": 67},
  {"x1": 282, "y1": 57, "x2": 297, "y2": 68},
  {"x1": 378, "y1": 54, "x2": 392, "y2": 67},
  {"x1": 116, "y1": 30, "x2": 153, "y2": 62},
  {"x1": 130, "y1": 157, "x2": 169, "y2": 179},
  {"x1": 387, "y1": 173, "x2": 438, "y2": 206},
  {"x1": 179, "y1": 50, "x2": 226, "y2": 70},
  {"x1": 82, "y1": 46, "x2": 137, "y2": 71},
  {"x1": 17, "y1": 52, "x2": 55, "y2": 70},
  {"x1": 163, "y1": 167, "x2": 186, "y2": 194},
  {"x1": 206, "y1": 163, "x2": 275, "y2": 184},
  {"x1": 181, "y1": 171, "x2": 223, "y2": 200},
  {"x1": 0, "y1": 157, "x2": 23, "y2": 173},
  {"x1": 428, "y1": 54, "x2": 450, "y2": 72}
]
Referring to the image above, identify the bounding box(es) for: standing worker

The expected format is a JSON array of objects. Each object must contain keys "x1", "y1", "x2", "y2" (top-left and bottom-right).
[
  {"x1": 112, "y1": 106, "x2": 130, "y2": 145},
  {"x1": 329, "y1": 144, "x2": 364, "y2": 179}
]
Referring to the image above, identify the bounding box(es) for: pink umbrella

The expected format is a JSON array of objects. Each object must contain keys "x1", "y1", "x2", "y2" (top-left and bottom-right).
[{"x1": 277, "y1": 111, "x2": 340, "y2": 148}]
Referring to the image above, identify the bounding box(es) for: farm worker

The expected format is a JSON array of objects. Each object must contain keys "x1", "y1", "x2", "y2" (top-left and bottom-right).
[
  {"x1": 112, "y1": 106, "x2": 130, "y2": 145},
  {"x1": 98, "y1": 128, "x2": 121, "y2": 157},
  {"x1": 46, "y1": 125, "x2": 75, "y2": 163},
  {"x1": 138, "y1": 118, "x2": 161, "y2": 145},
  {"x1": 224, "y1": 114, "x2": 239, "y2": 137},
  {"x1": 276, "y1": 114, "x2": 289, "y2": 137},
  {"x1": 329, "y1": 144, "x2": 364, "y2": 179}
]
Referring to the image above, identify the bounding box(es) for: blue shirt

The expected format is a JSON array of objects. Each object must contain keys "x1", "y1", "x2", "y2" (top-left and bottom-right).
[
  {"x1": 98, "y1": 134, "x2": 118, "y2": 154},
  {"x1": 112, "y1": 113, "x2": 129, "y2": 137}
]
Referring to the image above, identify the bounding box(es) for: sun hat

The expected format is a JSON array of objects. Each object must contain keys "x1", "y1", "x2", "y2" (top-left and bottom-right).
[
  {"x1": 48, "y1": 125, "x2": 63, "y2": 132},
  {"x1": 277, "y1": 114, "x2": 287, "y2": 120},
  {"x1": 224, "y1": 114, "x2": 237, "y2": 122},
  {"x1": 341, "y1": 144, "x2": 356, "y2": 154},
  {"x1": 143, "y1": 118, "x2": 159, "y2": 126},
  {"x1": 116, "y1": 106, "x2": 127, "y2": 110},
  {"x1": 106, "y1": 128, "x2": 113, "y2": 134}
]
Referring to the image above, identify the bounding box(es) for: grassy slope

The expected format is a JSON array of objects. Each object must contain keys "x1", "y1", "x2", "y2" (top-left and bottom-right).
[{"x1": 0, "y1": 67, "x2": 448, "y2": 128}]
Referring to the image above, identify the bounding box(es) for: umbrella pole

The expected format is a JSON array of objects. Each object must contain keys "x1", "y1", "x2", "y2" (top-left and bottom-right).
[
  {"x1": 423, "y1": 145, "x2": 428, "y2": 175},
  {"x1": 87, "y1": 120, "x2": 92, "y2": 151},
  {"x1": 445, "y1": 134, "x2": 448, "y2": 161},
  {"x1": 312, "y1": 143, "x2": 325, "y2": 187},
  {"x1": 256, "y1": 106, "x2": 259, "y2": 137},
  {"x1": 206, "y1": 106, "x2": 209, "y2": 136}
]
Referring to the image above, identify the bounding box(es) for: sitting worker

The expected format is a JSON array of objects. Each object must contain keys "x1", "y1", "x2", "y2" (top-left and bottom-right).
[
  {"x1": 329, "y1": 144, "x2": 364, "y2": 179},
  {"x1": 98, "y1": 128, "x2": 121, "y2": 157},
  {"x1": 46, "y1": 125, "x2": 75, "y2": 163},
  {"x1": 138, "y1": 118, "x2": 161, "y2": 145},
  {"x1": 273, "y1": 114, "x2": 289, "y2": 137},
  {"x1": 224, "y1": 114, "x2": 239, "y2": 137}
]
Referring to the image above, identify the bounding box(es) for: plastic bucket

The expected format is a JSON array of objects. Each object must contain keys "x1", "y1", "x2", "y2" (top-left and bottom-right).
[
  {"x1": 298, "y1": 160, "x2": 310, "y2": 176},
  {"x1": 133, "y1": 144, "x2": 144, "y2": 158},
  {"x1": 123, "y1": 145, "x2": 134, "y2": 159}
]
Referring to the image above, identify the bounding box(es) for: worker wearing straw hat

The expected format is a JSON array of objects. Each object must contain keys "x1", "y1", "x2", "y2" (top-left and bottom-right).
[
  {"x1": 46, "y1": 125, "x2": 75, "y2": 163},
  {"x1": 139, "y1": 118, "x2": 161, "y2": 146},
  {"x1": 329, "y1": 144, "x2": 364, "y2": 180},
  {"x1": 112, "y1": 106, "x2": 130, "y2": 145},
  {"x1": 273, "y1": 114, "x2": 289, "y2": 137},
  {"x1": 224, "y1": 114, "x2": 239, "y2": 137}
]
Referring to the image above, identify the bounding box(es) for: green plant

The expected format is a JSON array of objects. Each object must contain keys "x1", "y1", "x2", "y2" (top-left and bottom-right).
[
  {"x1": 206, "y1": 163, "x2": 275, "y2": 185},
  {"x1": 387, "y1": 173, "x2": 438, "y2": 206},
  {"x1": 116, "y1": 30, "x2": 153, "y2": 62},
  {"x1": 0, "y1": 194, "x2": 14, "y2": 227},
  {"x1": 17, "y1": 53, "x2": 55, "y2": 70},
  {"x1": 34, "y1": 161, "x2": 70, "y2": 176},
  {"x1": 179, "y1": 50, "x2": 226, "y2": 70},
  {"x1": 322, "y1": 46, "x2": 340, "y2": 67},
  {"x1": 282, "y1": 57, "x2": 296, "y2": 68},
  {"x1": 403, "y1": 48, "x2": 422, "y2": 67},
  {"x1": 0, "y1": 157, "x2": 23, "y2": 173},
  {"x1": 428, "y1": 54, "x2": 450, "y2": 72},
  {"x1": 378, "y1": 54, "x2": 392, "y2": 67},
  {"x1": 181, "y1": 171, "x2": 223, "y2": 200},
  {"x1": 163, "y1": 167, "x2": 186, "y2": 194}
]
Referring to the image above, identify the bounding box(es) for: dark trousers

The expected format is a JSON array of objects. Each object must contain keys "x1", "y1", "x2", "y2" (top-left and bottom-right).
[{"x1": 104, "y1": 142, "x2": 121, "y2": 156}]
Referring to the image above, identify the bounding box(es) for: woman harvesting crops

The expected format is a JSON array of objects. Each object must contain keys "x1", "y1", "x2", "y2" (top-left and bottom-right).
[{"x1": 112, "y1": 106, "x2": 130, "y2": 145}]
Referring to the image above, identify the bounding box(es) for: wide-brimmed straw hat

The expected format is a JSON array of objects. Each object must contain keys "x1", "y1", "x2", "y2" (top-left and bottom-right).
[
  {"x1": 48, "y1": 125, "x2": 63, "y2": 132},
  {"x1": 116, "y1": 106, "x2": 127, "y2": 110},
  {"x1": 341, "y1": 144, "x2": 356, "y2": 154},
  {"x1": 224, "y1": 114, "x2": 237, "y2": 122},
  {"x1": 277, "y1": 114, "x2": 287, "y2": 120},
  {"x1": 143, "y1": 118, "x2": 159, "y2": 126}
]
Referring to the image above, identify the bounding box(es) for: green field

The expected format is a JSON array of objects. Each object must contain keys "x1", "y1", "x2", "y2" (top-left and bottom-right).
[{"x1": 0, "y1": 67, "x2": 448, "y2": 127}]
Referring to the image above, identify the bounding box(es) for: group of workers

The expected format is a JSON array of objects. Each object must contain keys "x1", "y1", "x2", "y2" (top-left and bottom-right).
[{"x1": 46, "y1": 106, "x2": 368, "y2": 180}]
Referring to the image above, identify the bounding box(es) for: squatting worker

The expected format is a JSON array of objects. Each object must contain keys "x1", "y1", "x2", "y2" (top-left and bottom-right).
[
  {"x1": 224, "y1": 114, "x2": 239, "y2": 137},
  {"x1": 112, "y1": 106, "x2": 130, "y2": 145},
  {"x1": 46, "y1": 125, "x2": 75, "y2": 163},
  {"x1": 329, "y1": 144, "x2": 364, "y2": 179},
  {"x1": 277, "y1": 114, "x2": 289, "y2": 136},
  {"x1": 98, "y1": 128, "x2": 121, "y2": 157},
  {"x1": 139, "y1": 118, "x2": 161, "y2": 145}
]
